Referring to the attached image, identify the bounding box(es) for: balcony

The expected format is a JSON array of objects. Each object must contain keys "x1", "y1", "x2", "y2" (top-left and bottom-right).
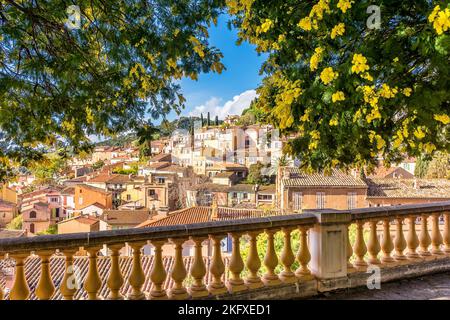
[{"x1": 0, "y1": 202, "x2": 449, "y2": 300}]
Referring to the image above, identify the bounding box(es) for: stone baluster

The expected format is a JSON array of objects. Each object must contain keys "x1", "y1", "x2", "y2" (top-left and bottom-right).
[
  {"x1": 169, "y1": 238, "x2": 189, "y2": 299},
  {"x1": 295, "y1": 226, "x2": 312, "y2": 279},
  {"x1": 107, "y1": 245, "x2": 124, "y2": 300},
  {"x1": 352, "y1": 220, "x2": 368, "y2": 268},
  {"x1": 419, "y1": 214, "x2": 432, "y2": 256},
  {"x1": 35, "y1": 251, "x2": 55, "y2": 300},
  {"x1": 367, "y1": 220, "x2": 381, "y2": 265},
  {"x1": 149, "y1": 240, "x2": 167, "y2": 299},
  {"x1": 245, "y1": 231, "x2": 263, "y2": 289},
  {"x1": 406, "y1": 215, "x2": 420, "y2": 259},
  {"x1": 84, "y1": 247, "x2": 102, "y2": 300},
  {"x1": 128, "y1": 242, "x2": 146, "y2": 300},
  {"x1": 431, "y1": 213, "x2": 444, "y2": 255},
  {"x1": 279, "y1": 227, "x2": 296, "y2": 283},
  {"x1": 346, "y1": 224, "x2": 355, "y2": 271},
  {"x1": 262, "y1": 229, "x2": 281, "y2": 286},
  {"x1": 227, "y1": 233, "x2": 247, "y2": 292},
  {"x1": 188, "y1": 237, "x2": 209, "y2": 297},
  {"x1": 393, "y1": 217, "x2": 407, "y2": 261},
  {"x1": 381, "y1": 218, "x2": 394, "y2": 263},
  {"x1": 207, "y1": 234, "x2": 227, "y2": 295},
  {"x1": 60, "y1": 250, "x2": 78, "y2": 300},
  {"x1": 444, "y1": 212, "x2": 450, "y2": 254},
  {"x1": 10, "y1": 254, "x2": 30, "y2": 300}
]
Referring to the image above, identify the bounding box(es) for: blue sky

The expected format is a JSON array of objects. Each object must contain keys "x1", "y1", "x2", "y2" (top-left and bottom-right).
[{"x1": 165, "y1": 14, "x2": 267, "y2": 121}]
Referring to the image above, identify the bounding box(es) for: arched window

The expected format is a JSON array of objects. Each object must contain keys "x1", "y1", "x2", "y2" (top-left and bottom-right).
[
  {"x1": 29, "y1": 223, "x2": 35, "y2": 233},
  {"x1": 29, "y1": 211, "x2": 37, "y2": 219}
]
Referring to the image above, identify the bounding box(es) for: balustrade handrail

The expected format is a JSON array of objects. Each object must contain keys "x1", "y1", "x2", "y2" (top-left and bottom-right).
[
  {"x1": 0, "y1": 213, "x2": 317, "y2": 255},
  {"x1": 350, "y1": 201, "x2": 450, "y2": 220}
]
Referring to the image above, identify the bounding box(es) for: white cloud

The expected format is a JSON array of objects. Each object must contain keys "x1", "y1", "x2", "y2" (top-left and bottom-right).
[{"x1": 188, "y1": 89, "x2": 257, "y2": 119}]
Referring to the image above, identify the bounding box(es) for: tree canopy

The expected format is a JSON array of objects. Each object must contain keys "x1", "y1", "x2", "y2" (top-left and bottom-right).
[
  {"x1": 229, "y1": 0, "x2": 450, "y2": 172},
  {"x1": 0, "y1": 0, "x2": 225, "y2": 180}
]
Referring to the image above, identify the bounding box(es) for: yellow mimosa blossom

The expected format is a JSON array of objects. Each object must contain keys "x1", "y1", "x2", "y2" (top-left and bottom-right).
[
  {"x1": 351, "y1": 53, "x2": 370, "y2": 74},
  {"x1": 434, "y1": 114, "x2": 450, "y2": 124},
  {"x1": 332, "y1": 91, "x2": 345, "y2": 102},
  {"x1": 366, "y1": 106, "x2": 381, "y2": 123},
  {"x1": 429, "y1": 6, "x2": 450, "y2": 35},
  {"x1": 360, "y1": 85, "x2": 378, "y2": 107},
  {"x1": 310, "y1": 47, "x2": 324, "y2": 71},
  {"x1": 310, "y1": 0, "x2": 330, "y2": 21},
  {"x1": 413, "y1": 127, "x2": 426, "y2": 139},
  {"x1": 331, "y1": 23, "x2": 345, "y2": 39},
  {"x1": 378, "y1": 84, "x2": 397, "y2": 99},
  {"x1": 361, "y1": 72, "x2": 373, "y2": 82},
  {"x1": 329, "y1": 118, "x2": 338, "y2": 126},
  {"x1": 393, "y1": 57, "x2": 399, "y2": 62},
  {"x1": 310, "y1": 130, "x2": 320, "y2": 140},
  {"x1": 423, "y1": 142, "x2": 436, "y2": 153},
  {"x1": 402, "y1": 87, "x2": 412, "y2": 97},
  {"x1": 258, "y1": 19, "x2": 274, "y2": 33},
  {"x1": 337, "y1": 0, "x2": 353, "y2": 13},
  {"x1": 320, "y1": 67, "x2": 338, "y2": 85},
  {"x1": 298, "y1": 17, "x2": 313, "y2": 31}
]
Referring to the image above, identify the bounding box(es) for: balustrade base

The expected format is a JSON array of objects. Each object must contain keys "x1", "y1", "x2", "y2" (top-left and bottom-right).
[
  {"x1": 188, "y1": 288, "x2": 210, "y2": 298},
  {"x1": 279, "y1": 273, "x2": 298, "y2": 284},
  {"x1": 168, "y1": 290, "x2": 190, "y2": 300},
  {"x1": 127, "y1": 293, "x2": 146, "y2": 300},
  {"x1": 262, "y1": 277, "x2": 281, "y2": 286},
  {"x1": 207, "y1": 285, "x2": 228, "y2": 295},
  {"x1": 244, "y1": 279, "x2": 264, "y2": 290},
  {"x1": 226, "y1": 282, "x2": 248, "y2": 293},
  {"x1": 147, "y1": 291, "x2": 168, "y2": 300}
]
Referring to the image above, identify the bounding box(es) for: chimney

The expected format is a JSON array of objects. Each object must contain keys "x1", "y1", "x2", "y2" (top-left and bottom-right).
[
  {"x1": 413, "y1": 179, "x2": 420, "y2": 189},
  {"x1": 211, "y1": 196, "x2": 218, "y2": 220}
]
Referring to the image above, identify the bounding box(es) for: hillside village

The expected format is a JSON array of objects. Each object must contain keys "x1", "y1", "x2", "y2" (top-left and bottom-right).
[{"x1": 1, "y1": 114, "x2": 449, "y2": 241}]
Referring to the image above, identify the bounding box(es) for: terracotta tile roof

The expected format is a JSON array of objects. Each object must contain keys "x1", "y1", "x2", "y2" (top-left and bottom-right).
[
  {"x1": 213, "y1": 171, "x2": 235, "y2": 178},
  {"x1": 187, "y1": 183, "x2": 230, "y2": 192},
  {"x1": 145, "y1": 162, "x2": 171, "y2": 170},
  {"x1": 367, "y1": 166, "x2": 414, "y2": 179},
  {"x1": 61, "y1": 186, "x2": 75, "y2": 195},
  {"x1": 78, "y1": 202, "x2": 106, "y2": 210},
  {"x1": 283, "y1": 168, "x2": 367, "y2": 188},
  {"x1": 78, "y1": 184, "x2": 111, "y2": 195},
  {"x1": 58, "y1": 216, "x2": 100, "y2": 226},
  {"x1": 0, "y1": 229, "x2": 26, "y2": 239},
  {"x1": 367, "y1": 178, "x2": 450, "y2": 199},
  {"x1": 87, "y1": 174, "x2": 131, "y2": 184},
  {"x1": 0, "y1": 200, "x2": 16, "y2": 210},
  {"x1": 138, "y1": 206, "x2": 283, "y2": 228},
  {"x1": 149, "y1": 153, "x2": 171, "y2": 163},
  {"x1": 64, "y1": 176, "x2": 88, "y2": 183},
  {"x1": 100, "y1": 209, "x2": 152, "y2": 226},
  {"x1": 0, "y1": 254, "x2": 232, "y2": 300}
]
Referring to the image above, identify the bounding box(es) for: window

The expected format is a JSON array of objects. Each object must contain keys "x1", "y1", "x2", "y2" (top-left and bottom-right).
[
  {"x1": 347, "y1": 192, "x2": 357, "y2": 209},
  {"x1": 50, "y1": 197, "x2": 59, "y2": 203},
  {"x1": 29, "y1": 223, "x2": 35, "y2": 233},
  {"x1": 148, "y1": 189, "x2": 156, "y2": 196},
  {"x1": 232, "y1": 192, "x2": 237, "y2": 199},
  {"x1": 243, "y1": 193, "x2": 248, "y2": 199},
  {"x1": 127, "y1": 194, "x2": 131, "y2": 201},
  {"x1": 316, "y1": 192, "x2": 325, "y2": 209},
  {"x1": 29, "y1": 211, "x2": 36, "y2": 219},
  {"x1": 157, "y1": 177, "x2": 165, "y2": 184},
  {"x1": 258, "y1": 194, "x2": 273, "y2": 201},
  {"x1": 293, "y1": 192, "x2": 303, "y2": 211}
]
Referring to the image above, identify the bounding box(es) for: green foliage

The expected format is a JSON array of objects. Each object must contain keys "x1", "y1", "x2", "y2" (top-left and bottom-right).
[
  {"x1": 229, "y1": 0, "x2": 450, "y2": 173},
  {"x1": 36, "y1": 225, "x2": 57, "y2": 235},
  {"x1": 0, "y1": 0, "x2": 226, "y2": 180},
  {"x1": 30, "y1": 153, "x2": 68, "y2": 185},
  {"x1": 6, "y1": 214, "x2": 23, "y2": 230},
  {"x1": 415, "y1": 154, "x2": 431, "y2": 178},
  {"x1": 113, "y1": 165, "x2": 138, "y2": 175},
  {"x1": 92, "y1": 160, "x2": 105, "y2": 171},
  {"x1": 424, "y1": 151, "x2": 450, "y2": 178},
  {"x1": 246, "y1": 162, "x2": 264, "y2": 185}
]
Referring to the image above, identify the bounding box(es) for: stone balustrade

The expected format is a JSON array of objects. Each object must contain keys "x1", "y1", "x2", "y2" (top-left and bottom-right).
[{"x1": 0, "y1": 202, "x2": 449, "y2": 300}]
